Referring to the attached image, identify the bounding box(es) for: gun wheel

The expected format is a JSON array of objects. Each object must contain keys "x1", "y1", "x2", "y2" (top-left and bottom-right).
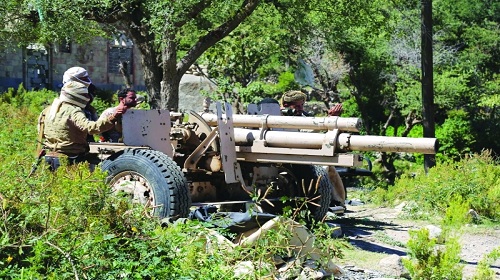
[
  {"x1": 288, "y1": 164, "x2": 333, "y2": 222},
  {"x1": 258, "y1": 166, "x2": 298, "y2": 216},
  {"x1": 102, "y1": 148, "x2": 191, "y2": 219}
]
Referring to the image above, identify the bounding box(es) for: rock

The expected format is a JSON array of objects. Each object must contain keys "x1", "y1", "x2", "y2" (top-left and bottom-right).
[
  {"x1": 337, "y1": 266, "x2": 385, "y2": 280},
  {"x1": 203, "y1": 228, "x2": 236, "y2": 253},
  {"x1": 468, "y1": 209, "x2": 480, "y2": 221},
  {"x1": 378, "y1": 254, "x2": 410, "y2": 279},
  {"x1": 325, "y1": 222, "x2": 343, "y2": 238},
  {"x1": 276, "y1": 258, "x2": 302, "y2": 279},
  {"x1": 234, "y1": 260, "x2": 276, "y2": 278},
  {"x1": 347, "y1": 198, "x2": 364, "y2": 206},
  {"x1": 233, "y1": 261, "x2": 254, "y2": 278},
  {"x1": 297, "y1": 263, "x2": 328, "y2": 279},
  {"x1": 178, "y1": 74, "x2": 217, "y2": 112},
  {"x1": 424, "y1": 225, "x2": 442, "y2": 241},
  {"x1": 394, "y1": 201, "x2": 407, "y2": 212}
]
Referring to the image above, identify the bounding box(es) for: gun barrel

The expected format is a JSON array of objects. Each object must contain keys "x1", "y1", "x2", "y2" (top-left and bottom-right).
[
  {"x1": 232, "y1": 128, "x2": 438, "y2": 154},
  {"x1": 337, "y1": 134, "x2": 438, "y2": 154},
  {"x1": 200, "y1": 113, "x2": 362, "y2": 132}
]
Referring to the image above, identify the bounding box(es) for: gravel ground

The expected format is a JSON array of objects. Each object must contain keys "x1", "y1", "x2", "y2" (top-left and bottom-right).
[
  {"x1": 335, "y1": 266, "x2": 386, "y2": 280},
  {"x1": 325, "y1": 202, "x2": 500, "y2": 280}
]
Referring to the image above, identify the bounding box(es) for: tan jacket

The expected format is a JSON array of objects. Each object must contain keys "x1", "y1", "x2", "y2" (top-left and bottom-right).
[
  {"x1": 98, "y1": 106, "x2": 123, "y2": 142},
  {"x1": 43, "y1": 103, "x2": 117, "y2": 155}
]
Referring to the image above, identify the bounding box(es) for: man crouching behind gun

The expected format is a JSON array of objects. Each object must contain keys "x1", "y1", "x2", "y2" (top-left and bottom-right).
[{"x1": 42, "y1": 80, "x2": 128, "y2": 171}]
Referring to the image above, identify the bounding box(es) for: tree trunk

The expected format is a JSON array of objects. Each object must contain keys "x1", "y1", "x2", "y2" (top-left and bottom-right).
[
  {"x1": 160, "y1": 78, "x2": 181, "y2": 111},
  {"x1": 421, "y1": 0, "x2": 436, "y2": 171},
  {"x1": 118, "y1": 61, "x2": 132, "y2": 88},
  {"x1": 161, "y1": 34, "x2": 181, "y2": 110},
  {"x1": 139, "y1": 46, "x2": 162, "y2": 109},
  {"x1": 122, "y1": 14, "x2": 163, "y2": 109},
  {"x1": 113, "y1": 0, "x2": 260, "y2": 110},
  {"x1": 348, "y1": 71, "x2": 372, "y2": 135},
  {"x1": 379, "y1": 152, "x2": 397, "y2": 185}
]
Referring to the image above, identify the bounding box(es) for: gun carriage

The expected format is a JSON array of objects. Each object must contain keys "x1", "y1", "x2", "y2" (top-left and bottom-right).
[{"x1": 90, "y1": 102, "x2": 437, "y2": 221}]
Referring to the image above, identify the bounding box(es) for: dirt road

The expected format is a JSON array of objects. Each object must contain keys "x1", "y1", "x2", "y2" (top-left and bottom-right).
[{"x1": 329, "y1": 202, "x2": 500, "y2": 279}]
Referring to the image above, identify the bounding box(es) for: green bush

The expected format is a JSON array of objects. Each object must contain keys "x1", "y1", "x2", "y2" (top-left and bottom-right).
[
  {"x1": 403, "y1": 228, "x2": 463, "y2": 280},
  {"x1": 0, "y1": 85, "x2": 57, "y2": 112},
  {"x1": 0, "y1": 163, "x2": 234, "y2": 279},
  {"x1": 436, "y1": 109, "x2": 476, "y2": 161},
  {"x1": 0, "y1": 103, "x2": 39, "y2": 159},
  {"x1": 375, "y1": 151, "x2": 500, "y2": 222}
]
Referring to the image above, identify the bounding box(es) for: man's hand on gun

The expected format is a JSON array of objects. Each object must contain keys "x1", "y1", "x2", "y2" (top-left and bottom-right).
[
  {"x1": 328, "y1": 103, "x2": 343, "y2": 117},
  {"x1": 114, "y1": 101, "x2": 129, "y2": 118}
]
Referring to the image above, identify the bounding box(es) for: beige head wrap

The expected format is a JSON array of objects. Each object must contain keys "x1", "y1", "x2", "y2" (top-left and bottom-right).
[
  {"x1": 62, "y1": 67, "x2": 92, "y2": 86},
  {"x1": 47, "y1": 81, "x2": 90, "y2": 121}
]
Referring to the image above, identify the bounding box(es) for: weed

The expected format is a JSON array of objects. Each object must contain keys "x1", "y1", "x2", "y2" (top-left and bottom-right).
[
  {"x1": 472, "y1": 246, "x2": 500, "y2": 280},
  {"x1": 372, "y1": 151, "x2": 499, "y2": 223},
  {"x1": 443, "y1": 195, "x2": 473, "y2": 227},
  {"x1": 403, "y1": 228, "x2": 463, "y2": 280}
]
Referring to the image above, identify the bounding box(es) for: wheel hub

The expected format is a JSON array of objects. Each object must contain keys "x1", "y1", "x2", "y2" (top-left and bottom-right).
[{"x1": 110, "y1": 171, "x2": 154, "y2": 207}]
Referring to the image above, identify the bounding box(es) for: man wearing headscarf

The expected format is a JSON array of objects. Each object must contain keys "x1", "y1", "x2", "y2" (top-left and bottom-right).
[
  {"x1": 63, "y1": 67, "x2": 99, "y2": 139},
  {"x1": 280, "y1": 90, "x2": 343, "y2": 117},
  {"x1": 62, "y1": 66, "x2": 92, "y2": 86},
  {"x1": 280, "y1": 90, "x2": 308, "y2": 116},
  {"x1": 42, "y1": 78, "x2": 128, "y2": 170}
]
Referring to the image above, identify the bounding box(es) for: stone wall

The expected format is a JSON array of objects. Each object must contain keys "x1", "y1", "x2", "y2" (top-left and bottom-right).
[
  {"x1": 0, "y1": 48, "x2": 24, "y2": 90},
  {"x1": 0, "y1": 39, "x2": 219, "y2": 113},
  {"x1": 0, "y1": 37, "x2": 145, "y2": 92},
  {"x1": 51, "y1": 38, "x2": 145, "y2": 91}
]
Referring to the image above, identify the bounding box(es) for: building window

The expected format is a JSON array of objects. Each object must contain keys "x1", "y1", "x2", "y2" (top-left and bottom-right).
[{"x1": 108, "y1": 47, "x2": 133, "y2": 74}]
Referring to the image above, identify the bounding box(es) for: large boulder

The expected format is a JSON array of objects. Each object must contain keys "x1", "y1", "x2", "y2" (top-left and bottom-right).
[{"x1": 178, "y1": 74, "x2": 217, "y2": 113}]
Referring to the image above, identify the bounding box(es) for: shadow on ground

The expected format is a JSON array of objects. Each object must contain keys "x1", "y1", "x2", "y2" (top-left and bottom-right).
[{"x1": 328, "y1": 216, "x2": 409, "y2": 256}]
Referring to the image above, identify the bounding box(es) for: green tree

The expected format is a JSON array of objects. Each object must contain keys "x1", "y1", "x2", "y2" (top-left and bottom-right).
[
  {"x1": 1, "y1": 0, "x2": 372, "y2": 111},
  {"x1": 339, "y1": 0, "x2": 499, "y2": 157},
  {"x1": 1, "y1": 0, "x2": 263, "y2": 109}
]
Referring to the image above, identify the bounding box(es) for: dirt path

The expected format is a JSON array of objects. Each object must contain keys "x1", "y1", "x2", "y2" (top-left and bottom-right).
[{"x1": 329, "y1": 203, "x2": 500, "y2": 279}]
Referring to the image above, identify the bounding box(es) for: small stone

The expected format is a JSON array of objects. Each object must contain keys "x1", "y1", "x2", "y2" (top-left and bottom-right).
[
  {"x1": 424, "y1": 225, "x2": 442, "y2": 240},
  {"x1": 347, "y1": 198, "x2": 365, "y2": 206},
  {"x1": 378, "y1": 254, "x2": 410, "y2": 279},
  {"x1": 233, "y1": 261, "x2": 254, "y2": 278},
  {"x1": 394, "y1": 202, "x2": 407, "y2": 211},
  {"x1": 326, "y1": 222, "x2": 343, "y2": 238},
  {"x1": 468, "y1": 209, "x2": 480, "y2": 221}
]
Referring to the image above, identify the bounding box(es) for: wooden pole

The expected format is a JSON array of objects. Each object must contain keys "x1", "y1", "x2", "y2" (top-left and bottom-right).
[{"x1": 421, "y1": 0, "x2": 436, "y2": 172}]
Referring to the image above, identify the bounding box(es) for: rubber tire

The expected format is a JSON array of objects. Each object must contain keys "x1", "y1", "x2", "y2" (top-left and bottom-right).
[
  {"x1": 258, "y1": 166, "x2": 298, "y2": 216},
  {"x1": 289, "y1": 164, "x2": 332, "y2": 222},
  {"x1": 101, "y1": 148, "x2": 191, "y2": 218}
]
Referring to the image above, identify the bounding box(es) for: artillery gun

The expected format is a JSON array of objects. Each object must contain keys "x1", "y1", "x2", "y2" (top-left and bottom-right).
[{"x1": 89, "y1": 102, "x2": 437, "y2": 221}]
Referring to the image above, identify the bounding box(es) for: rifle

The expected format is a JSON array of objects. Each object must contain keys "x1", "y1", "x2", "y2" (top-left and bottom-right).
[{"x1": 28, "y1": 149, "x2": 46, "y2": 177}]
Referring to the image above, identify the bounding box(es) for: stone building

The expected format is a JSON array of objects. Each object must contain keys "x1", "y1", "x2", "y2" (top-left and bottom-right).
[
  {"x1": 0, "y1": 36, "x2": 218, "y2": 112},
  {"x1": 0, "y1": 35, "x2": 145, "y2": 92}
]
